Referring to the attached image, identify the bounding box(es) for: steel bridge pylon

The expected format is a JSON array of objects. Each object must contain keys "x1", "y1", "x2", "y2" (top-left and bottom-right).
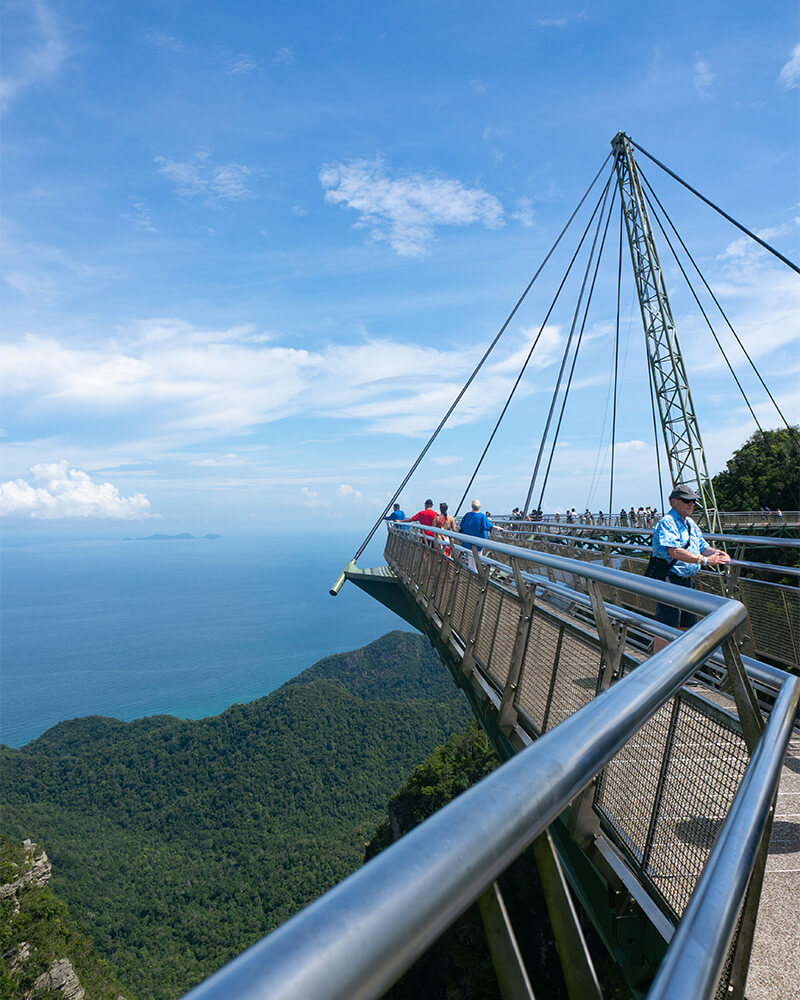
[{"x1": 611, "y1": 131, "x2": 721, "y2": 531}]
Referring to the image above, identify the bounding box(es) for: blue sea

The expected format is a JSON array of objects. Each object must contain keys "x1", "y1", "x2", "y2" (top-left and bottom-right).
[{"x1": 0, "y1": 531, "x2": 404, "y2": 748}]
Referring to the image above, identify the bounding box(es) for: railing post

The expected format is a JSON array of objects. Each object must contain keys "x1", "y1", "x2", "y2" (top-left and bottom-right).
[
  {"x1": 477, "y1": 881, "x2": 536, "y2": 1000},
  {"x1": 721, "y1": 638, "x2": 765, "y2": 755},
  {"x1": 586, "y1": 580, "x2": 626, "y2": 691}
]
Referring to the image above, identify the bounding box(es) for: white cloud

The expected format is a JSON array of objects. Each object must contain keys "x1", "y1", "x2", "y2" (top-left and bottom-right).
[
  {"x1": 0, "y1": 462, "x2": 152, "y2": 519},
  {"x1": 432, "y1": 456, "x2": 462, "y2": 465},
  {"x1": 143, "y1": 29, "x2": 183, "y2": 52},
  {"x1": 301, "y1": 486, "x2": 328, "y2": 509},
  {"x1": 535, "y1": 13, "x2": 587, "y2": 28},
  {"x1": 273, "y1": 47, "x2": 295, "y2": 66},
  {"x1": 0, "y1": 0, "x2": 69, "y2": 114},
  {"x1": 693, "y1": 59, "x2": 714, "y2": 96},
  {"x1": 779, "y1": 43, "x2": 800, "y2": 89},
  {"x1": 155, "y1": 153, "x2": 258, "y2": 204},
  {"x1": 336, "y1": 483, "x2": 362, "y2": 499},
  {"x1": 126, "y1": 198, "x2": 156, "y2": 233},
  {"x1": 320, "y1": 157, "x2": 504, "y2": 256},
  {"x1": 512, "y1": 197, "x2": 535, "y2": 228},
  {"x1": 226, "y1": 53, "x2": 258, "y2": 76},
  {"x1": 0, "y1": 322, "x2": 545, "y2": 445}
]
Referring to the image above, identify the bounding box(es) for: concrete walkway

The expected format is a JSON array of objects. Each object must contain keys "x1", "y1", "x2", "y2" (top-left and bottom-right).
[{"x1": 747, "y1": 734, "x2": 800, "y2": 999}]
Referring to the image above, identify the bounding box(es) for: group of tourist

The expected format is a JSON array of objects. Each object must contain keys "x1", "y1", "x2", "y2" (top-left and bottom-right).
[
  {"x1": 506, "y1": 506, "x2": 662, "y2": 527},
  {"x1": 386, "y1": 498, "x2": 498, "y2": 566}
]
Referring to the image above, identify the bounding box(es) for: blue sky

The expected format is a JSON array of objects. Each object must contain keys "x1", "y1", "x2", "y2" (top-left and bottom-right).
[{"x1": 2, "y1": 0, "x2": 798, "y2": 537}]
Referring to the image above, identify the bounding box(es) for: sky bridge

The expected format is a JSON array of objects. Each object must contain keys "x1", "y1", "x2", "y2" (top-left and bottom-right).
[{"x1": 182, "y1": 134, "x2": 798, "y2": 1000}]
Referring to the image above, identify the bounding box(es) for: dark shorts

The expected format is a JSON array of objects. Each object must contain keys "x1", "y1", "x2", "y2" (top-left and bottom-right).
[{"x1": 654, "y1": 573, "x2": 697, "y2": 629}]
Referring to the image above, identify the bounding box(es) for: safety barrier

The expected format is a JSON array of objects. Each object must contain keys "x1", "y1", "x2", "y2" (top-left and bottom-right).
[{"x1": 496, "y1": 523, "x2": 800, "y2": 670}]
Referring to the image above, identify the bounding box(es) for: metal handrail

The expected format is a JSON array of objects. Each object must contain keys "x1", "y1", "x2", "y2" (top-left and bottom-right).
[
  {"x1": 399, "y1": 524, "x2": 728, "y2": 616},
  {"x1": 472, "y1": 550, "x2": 788, "y2": 692},
  {"x1": 495, "y1": 520, "x2": 800, "y2": 550},
  {"x1": 495, "y1": 528, "x2": 800, "y2": 577},
  {"x1": 182, "y1": 587, "x2": 747, "y2": 1000}
]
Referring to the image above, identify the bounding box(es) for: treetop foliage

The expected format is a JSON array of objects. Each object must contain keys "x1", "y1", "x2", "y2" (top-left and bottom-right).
[{"x1": 711, "y1": 426, "x2": 800, "y2": 512}]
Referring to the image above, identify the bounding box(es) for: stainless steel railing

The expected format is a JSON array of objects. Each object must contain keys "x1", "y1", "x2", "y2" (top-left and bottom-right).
[
  {"x1": 182, "y1": 527, "x2": 796, "y2": 1000},
  {"x1": 492, "y1": 522, "x2": 800, "y2": 669}
]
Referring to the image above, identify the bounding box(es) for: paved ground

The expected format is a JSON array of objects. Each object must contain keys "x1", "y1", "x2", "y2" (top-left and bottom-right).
[{"x1": 746, "y1": 734, "x2": 800, "y2": 1000}]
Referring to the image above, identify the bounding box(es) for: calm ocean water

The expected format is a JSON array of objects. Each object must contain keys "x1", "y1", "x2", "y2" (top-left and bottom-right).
[{"x1": 0, "y1": 532, "x2": 404, "y2": 748}]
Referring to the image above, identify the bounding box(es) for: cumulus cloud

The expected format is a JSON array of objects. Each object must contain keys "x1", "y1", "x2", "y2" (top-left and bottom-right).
[
  {"x1": 779, "y1": 43, "x2": 800, "y2": 89},
  {"x1": 319, "y1": 157, "x2": 504, "y2": 256},
  {"x1": 0, "y1": 0, "x2": 69, "y2": 114},
  {"x1": 0, "y1": 462, "x2": 152, "y2": 519},
  {"x1": 336, "y1": 483, "x2": 362, "y2": 499},
  {"x1": 155, "y1": 152, "x2": 258, "y2": 203}
]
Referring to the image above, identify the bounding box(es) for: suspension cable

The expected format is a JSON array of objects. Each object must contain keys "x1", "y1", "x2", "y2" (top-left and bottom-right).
[
  {"x1": 347, "y1": 154, "x2": 613, "y2": 563},
  {"x1": 608, "y1": 196, "x2": 623, "y2": 519},
  {"x1": 639, "y1": 183, "x2": 765, "y2": 433},
  {"x1": 646, "y1": 342, "x2": 666, "y2": 513},
  {"x1": 630, "y1": 138, "x2": 800, "y2": 275},
  {"x1": 454, "y1": 165, "x2": 615, "y2": 517},
  {"x1": 524, "y1": 169, "x2": 616, "y2": 514},
  {"x1": 639, "y1": 165, "x2": 797, "y2": 440},
  {"x1": 537, "y1": 184, "x2": 618, "y2": 511}
]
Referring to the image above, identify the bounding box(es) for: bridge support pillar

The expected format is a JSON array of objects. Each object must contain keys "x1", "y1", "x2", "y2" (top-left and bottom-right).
[
  {"x1": 478, "y1": 881, "x2": 536, "y2": 1000},
  {"x1": 533, "y1": 830, "x2": 603, "y2": 1000}
]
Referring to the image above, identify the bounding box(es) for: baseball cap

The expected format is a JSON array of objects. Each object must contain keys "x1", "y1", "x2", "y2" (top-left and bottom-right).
[{"x1": 669, "y1": 484, "x2": 698, "y2": 502}]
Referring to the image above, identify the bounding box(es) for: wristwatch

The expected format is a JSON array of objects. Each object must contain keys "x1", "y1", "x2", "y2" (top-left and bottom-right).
[{"x1": 700, "y1": 555, "x2": 708, "y2": 567}]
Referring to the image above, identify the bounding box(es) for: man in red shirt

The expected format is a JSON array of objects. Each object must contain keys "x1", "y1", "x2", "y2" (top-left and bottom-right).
[{"x1": 403, "y1": 499, "x2": 438, "y2": 537}]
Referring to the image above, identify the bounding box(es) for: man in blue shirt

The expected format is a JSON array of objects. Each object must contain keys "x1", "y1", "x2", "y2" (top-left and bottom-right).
[
  {"x1": 385, "y1": 503, "x2": 407, "y2": 531},
  {"x1": 651, "y1": 484, "x2": 730, "y2": 652},
  {"x1": 459, "y1": 499, "x2": 499, "y2": 571}
]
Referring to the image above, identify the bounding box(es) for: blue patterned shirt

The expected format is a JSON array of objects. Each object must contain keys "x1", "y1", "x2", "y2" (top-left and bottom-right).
[{"x1": 651, "y1": 508, "x2": 708, "y2": 578}]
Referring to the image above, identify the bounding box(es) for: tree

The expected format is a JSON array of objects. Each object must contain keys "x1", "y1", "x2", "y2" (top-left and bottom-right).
[{"x1": 711, "y1": 427, "x2": 800, "y2": 512}]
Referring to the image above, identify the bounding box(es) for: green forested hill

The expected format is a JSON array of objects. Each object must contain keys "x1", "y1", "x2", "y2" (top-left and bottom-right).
[{"x1": 1, "y1": 631, "x2": 470, "y2": 1000}]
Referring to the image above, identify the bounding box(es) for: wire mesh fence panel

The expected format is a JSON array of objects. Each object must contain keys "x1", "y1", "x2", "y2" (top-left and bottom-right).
[
  {"x1": 450, "y1": 572, "x2": 470, "y2": 636},
  {"x1": 516, "y1": 610, "x2": 563, "y2": 735},
  {"x1": 475, "y1": 586, "x2": 502, "y2": 672},
  {"x1": 594, "y1": 702, "x2": 674, "y2": 865},
  {"x1": 488, "y1": 591, "x2": 522, "y2": 689},
  {"x1": 544, "y1": 627, "x2": 603, "y2": 732},
  {"x1": 434, "y1": 558, "x2": 456, "y2": 617},
  {"x1": 739, "y1": 578, "x2": 800, "y2": 669},
  {"x1": 643, "y1": 697, "x2": 749, "y2": 916}
]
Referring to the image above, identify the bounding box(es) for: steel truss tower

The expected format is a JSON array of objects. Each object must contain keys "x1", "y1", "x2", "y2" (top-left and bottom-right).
[{"x1": 611, "y1": 132, "x2": 720, "y2": 531}]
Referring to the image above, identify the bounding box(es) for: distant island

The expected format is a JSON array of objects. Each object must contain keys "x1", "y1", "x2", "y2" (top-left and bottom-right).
[{"x1": 122, "y1": 533, "x2": 222, "y2": 541}]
